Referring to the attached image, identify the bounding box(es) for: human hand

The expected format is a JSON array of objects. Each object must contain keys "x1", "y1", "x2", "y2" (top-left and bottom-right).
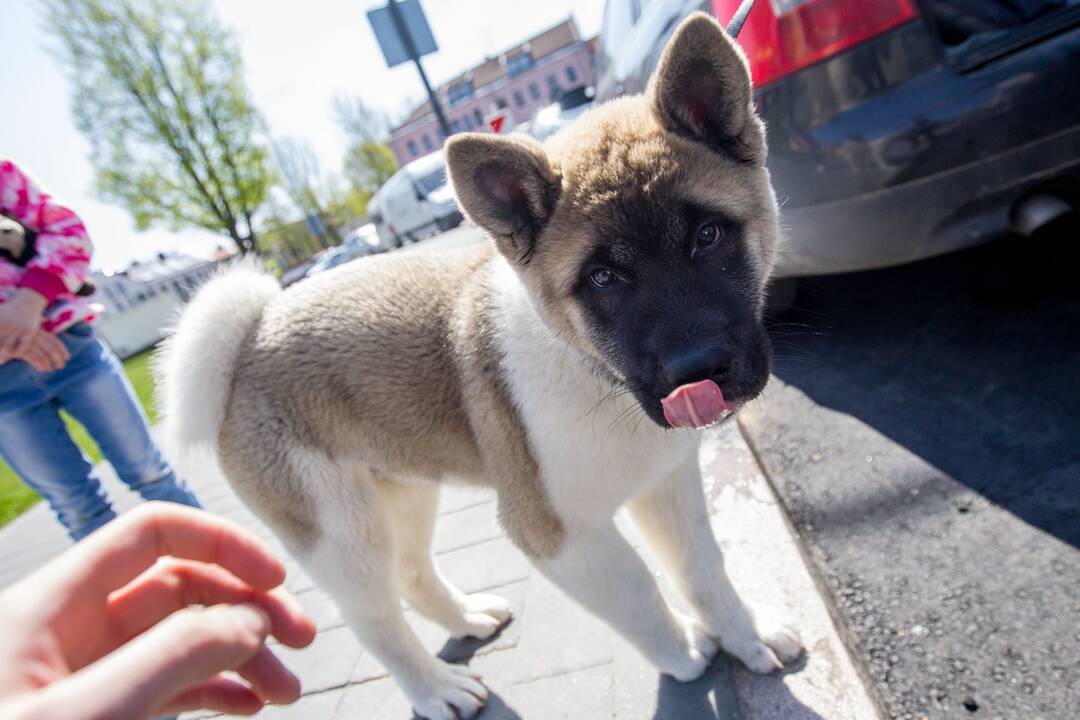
[
  {"x1": 0, "y1": 502, "x2": 317, "y2": 720},
  {"x1": 11, "y1": 328, "x2": 70, "y2": 372},
  {"x1": 0, "y1": 288, "x2": 48, "y2": 363}
]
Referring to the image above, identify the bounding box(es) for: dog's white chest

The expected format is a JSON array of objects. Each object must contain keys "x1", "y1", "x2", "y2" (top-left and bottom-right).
[{"x1": 492, "y1": 261, "x2": 698, "y2": 519}]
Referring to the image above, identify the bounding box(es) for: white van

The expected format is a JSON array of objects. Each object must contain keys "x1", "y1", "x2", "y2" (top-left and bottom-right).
[{"x1": 369, "y1": 150, "x2": 461, "y2": 247}]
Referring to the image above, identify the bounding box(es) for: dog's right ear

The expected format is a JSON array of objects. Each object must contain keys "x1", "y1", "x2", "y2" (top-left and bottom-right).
[{"x1": 445, "y1": 133, "x2": 560, "y2": 264}]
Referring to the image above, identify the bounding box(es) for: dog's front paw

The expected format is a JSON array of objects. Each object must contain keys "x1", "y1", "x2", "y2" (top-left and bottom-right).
[
  {"x1": 761, "y1": 623, "x2": 803, "y2": 664},
  {"x1": 408, "y1": 661, "x2": 489, "y2": 720},
  {"x1": 451, "y1": 592, "x2": 513, "y2": 640},
  {"x1": 722, "y1": 622, "x2": 803, "y2": 674},
  {"x1": 657, "y1": 614, "x2": 719, "y2": 682}
]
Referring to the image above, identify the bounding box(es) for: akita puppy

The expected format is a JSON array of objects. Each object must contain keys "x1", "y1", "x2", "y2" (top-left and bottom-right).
[{"x1": 160, "y1": 13, "x2": 801, "y2": 719}]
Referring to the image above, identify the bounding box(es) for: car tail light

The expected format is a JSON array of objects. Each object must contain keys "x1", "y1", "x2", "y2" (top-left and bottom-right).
[{"x1": 712, "y1": 0, "x2": 919, "y2": 87}]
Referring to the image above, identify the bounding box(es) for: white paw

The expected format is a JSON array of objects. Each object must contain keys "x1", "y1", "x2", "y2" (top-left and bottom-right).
[
  {"x1": 722, "y1": 622, "x2": 803, "y2": 674},
  {"x1": 408, "y1": 661, "x2": 489, "y2": 720},
  {"x1": 761, "y1": 623, "x2": 803, "y2": 664},
  {"x1": 451, "y1": 593, "x2": 512, "y2": 640},
  {"x1": 658, "y1": 614, "x2": 719, "y2": 682}
]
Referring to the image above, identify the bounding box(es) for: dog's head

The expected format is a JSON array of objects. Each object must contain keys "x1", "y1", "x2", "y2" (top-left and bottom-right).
[
  {"x1": 0, "y1": 216, "x2": 27, "y2": 261},
  {"x1": 446, "y1": 13, "x2": 779, "y2": 429}
]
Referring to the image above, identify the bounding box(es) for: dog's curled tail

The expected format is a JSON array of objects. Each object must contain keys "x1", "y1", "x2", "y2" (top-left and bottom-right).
[{"x1": 156, "y1": 260, "x2": 280, "y2": 460}]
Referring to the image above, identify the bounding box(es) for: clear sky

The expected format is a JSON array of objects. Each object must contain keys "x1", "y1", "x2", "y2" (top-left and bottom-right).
[{"x1": 1, "y1": 0, "x2": 604, "y2": 270}]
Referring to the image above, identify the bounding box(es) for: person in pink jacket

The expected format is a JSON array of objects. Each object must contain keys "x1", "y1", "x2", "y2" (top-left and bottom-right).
[{"x1": 0, "y1": 159, "x2": 199, "y2": 540}]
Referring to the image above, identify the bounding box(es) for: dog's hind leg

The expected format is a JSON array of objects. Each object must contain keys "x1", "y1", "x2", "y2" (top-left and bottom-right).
[
  {"x1": 293, "y1": 462, "x2": 489, "y2": 720},
  {"x1": 377, "y1": 478, "x2": 511, "y2": 640},
  {"x1": 627, "y1": 455, "x2": 803, "y2": 674}
]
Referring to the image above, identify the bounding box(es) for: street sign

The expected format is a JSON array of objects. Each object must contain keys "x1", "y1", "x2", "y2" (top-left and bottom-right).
[
  {"x1": 367, "y1": 0, "x2": 438, "y2": 68},
  {"x1": 366, "y1": 0, "x2": 451, "y2": 138}
]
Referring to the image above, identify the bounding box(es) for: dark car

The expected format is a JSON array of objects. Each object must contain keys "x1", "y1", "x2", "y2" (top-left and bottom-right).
[{"x1": 596, "y1": 0, "x2": 1080, "y2": 276}]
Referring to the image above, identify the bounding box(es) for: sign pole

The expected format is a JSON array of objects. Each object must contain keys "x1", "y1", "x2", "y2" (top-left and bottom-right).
[{"x1": 386, "y1": 0, "x2": 452, "y2": 139}]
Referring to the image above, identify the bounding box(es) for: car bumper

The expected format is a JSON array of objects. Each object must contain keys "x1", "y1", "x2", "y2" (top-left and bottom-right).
[
  {"x1": 775, "y1": 123, "x2": 1080, "y2": 277},
  {"x1": 760, "y1": 19, "x2": 1080, "y2": 277}
]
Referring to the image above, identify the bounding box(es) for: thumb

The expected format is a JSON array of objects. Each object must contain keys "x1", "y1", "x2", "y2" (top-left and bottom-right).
[{"x1": 38, "y1": 603, "x2": 271, "y2": 720}]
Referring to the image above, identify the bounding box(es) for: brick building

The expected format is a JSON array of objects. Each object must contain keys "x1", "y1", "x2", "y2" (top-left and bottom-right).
[{"x1": 388, "y1": 19, "x2": 596, "y2": 165}]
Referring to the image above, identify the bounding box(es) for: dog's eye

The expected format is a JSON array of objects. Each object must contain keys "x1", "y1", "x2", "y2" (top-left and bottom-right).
[
  {"x1": 695, "y1": 222, "x2": 725, "y2": 253},
  {"x1": 589, "y1": 267, "x2": 618, "y2": 289}
]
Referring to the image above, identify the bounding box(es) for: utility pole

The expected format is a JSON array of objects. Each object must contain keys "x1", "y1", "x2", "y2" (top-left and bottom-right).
[{"x1": 386, "y1": 0, "x2": 452, "y2": 138}]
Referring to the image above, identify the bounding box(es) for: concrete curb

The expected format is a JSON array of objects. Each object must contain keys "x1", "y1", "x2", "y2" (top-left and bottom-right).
[{"x1": 702, "y1": 422, "x2": 884, "y2": 720}]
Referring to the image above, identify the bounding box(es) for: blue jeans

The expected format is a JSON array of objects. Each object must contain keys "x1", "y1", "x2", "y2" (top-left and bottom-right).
[{"x1": 0, "y1": 323, "x2": 199, "y2": 540}]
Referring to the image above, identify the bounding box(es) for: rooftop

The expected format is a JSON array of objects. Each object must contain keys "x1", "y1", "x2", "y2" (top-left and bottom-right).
[{"x1": 394, "y1": 18, "x2": 582, "y2": 131}]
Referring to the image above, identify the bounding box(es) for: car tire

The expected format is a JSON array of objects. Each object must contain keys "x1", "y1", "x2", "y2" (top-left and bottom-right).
[{"x1": 765, "y1": 277, "x2": 799, "y2": 318}]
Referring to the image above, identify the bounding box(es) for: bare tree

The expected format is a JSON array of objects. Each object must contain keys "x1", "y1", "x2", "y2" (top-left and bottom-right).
[{"x1": 271, "y1": 137, "x2": 340, "y2": 245}]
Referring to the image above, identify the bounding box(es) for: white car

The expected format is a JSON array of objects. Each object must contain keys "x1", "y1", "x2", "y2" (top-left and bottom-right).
[
  {"x1": 342, "y1": 223, "x2": 387, "y2": 257},
  {"x1": 304, "y1": 247, "x2": 353, "y2": 278},
  {"x1": 528, "y1": 86, "x2": 596, "y2": 142},
  {"x1": 369, "y1": 150, "x2": 462, "y2": 248}
]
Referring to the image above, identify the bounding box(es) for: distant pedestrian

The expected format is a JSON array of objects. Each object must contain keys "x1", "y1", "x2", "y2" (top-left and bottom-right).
[{"x1": 0, "y1": 159, "x2": 199, "y2": 540}]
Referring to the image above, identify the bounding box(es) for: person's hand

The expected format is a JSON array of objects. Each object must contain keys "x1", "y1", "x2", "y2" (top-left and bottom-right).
[
  {"x1": 0, "y1": 502, "x2": 317, "y2": 720},
  {"x1": 0, "y1": 288, "x2": 49, "y2": 363},
  {"x1": 11, "y1": 328, "x2": 70, "y2": 372}
]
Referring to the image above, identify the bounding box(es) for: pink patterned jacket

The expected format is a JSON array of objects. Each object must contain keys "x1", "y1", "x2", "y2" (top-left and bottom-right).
[{"x1": 0, "y1": 160, "x2": 96, "y2": 333}]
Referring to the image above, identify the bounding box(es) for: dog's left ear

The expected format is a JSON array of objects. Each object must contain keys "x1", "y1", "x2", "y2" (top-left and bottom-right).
[
  {"x1": 649, "y1": 12, "x2": 765, "y2": 164},
  {"x1": 446, "y1": 132, "x2": 560, "y2": 263}
]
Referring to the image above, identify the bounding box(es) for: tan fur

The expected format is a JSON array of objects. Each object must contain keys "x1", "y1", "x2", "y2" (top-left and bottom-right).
[{"x1": 217, "y1": 243, "x2": 565, "y2": 556}]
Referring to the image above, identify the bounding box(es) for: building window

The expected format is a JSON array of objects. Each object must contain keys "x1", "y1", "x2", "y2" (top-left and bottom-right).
[
  {"x1": 473, "y1": 108, "x2": 483, "y2": 125},
  {"x1": 447, "y1": 81, "x2": 474, "y2": 105},
  {"x1": 506, "y1": 52, "x2": 534, "y2": 77},
  {"x1": 566, "y1": 65, "x2": 578, "y2": 84},
  {"x1": 512, "y1": 90, "x2": 525, "y2": 107},
  {"x1": 547, "y1": 74, "x2": 560, "y2": 100},
  {"x1": 463, "y1": 113, "x2": 473, "y2": 130},
  {"x1": 422, "y1": 134, "x2": 433, "y2": 151},
  {"x1": 451, "y1": 118, "x2": 461, "y2": 133},
  {"x1": 407, "y1": 139, "x2": 418, "y2": 157},
  {"x1": 528, "y1": 82, "x2": 541, "y2": 100},
  {"x1": 494, "y1": 97, "x2": 508, "y2": 110}
]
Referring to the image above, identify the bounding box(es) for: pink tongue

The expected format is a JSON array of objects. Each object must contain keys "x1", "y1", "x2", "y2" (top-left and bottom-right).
[{"x1": 661, "y1": 379, "x2": 734, "y2": 429}]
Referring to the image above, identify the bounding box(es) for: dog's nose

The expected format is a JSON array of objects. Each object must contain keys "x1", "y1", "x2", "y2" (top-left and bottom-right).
[{"x1": 662, "y1": 345, "x2": 733, "y2": 389}]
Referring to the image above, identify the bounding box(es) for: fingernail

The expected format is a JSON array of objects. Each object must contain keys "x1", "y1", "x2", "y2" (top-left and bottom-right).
[{"x1": 232, "y1": 603, "x2": 271, "y2": 635}]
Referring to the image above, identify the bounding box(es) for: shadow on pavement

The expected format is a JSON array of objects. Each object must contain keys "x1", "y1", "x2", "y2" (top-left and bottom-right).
[
  {"x1": 653, "y1": 655, "x2": 823, "y2": 719},
  {"x1": 767, "y1": 219, "x2": 1080, "y2": 548},
  {"x1": 434, "y1": 621, "x2": 524, "y2": 720},
  {"x1": 436, "y1": 617, "x2": 514, "y2": 664}
]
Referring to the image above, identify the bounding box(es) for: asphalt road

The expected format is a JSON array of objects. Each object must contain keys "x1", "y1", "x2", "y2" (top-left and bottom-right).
[{"x1": 739, "y1": 219, "x2": 1080, "y2": 720}]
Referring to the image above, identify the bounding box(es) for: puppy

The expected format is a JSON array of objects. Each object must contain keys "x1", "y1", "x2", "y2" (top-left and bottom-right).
[{"x1": 160, "y1": 13, "x2": 800, "y2": 719}]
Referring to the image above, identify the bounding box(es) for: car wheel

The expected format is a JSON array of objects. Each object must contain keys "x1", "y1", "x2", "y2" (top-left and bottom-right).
[{"x1": 765, "y1": 277, "x2": 799, "y2": 318}]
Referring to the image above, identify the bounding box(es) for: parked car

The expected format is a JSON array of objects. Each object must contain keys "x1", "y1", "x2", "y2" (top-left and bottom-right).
[
  {"x1": 369, "y1": 150, "x2": 463, "y2": 248},
  {"x1": 304, "y1": 246, "x2": 354, "y2": 278},
  {"x1": 528, "y1": 86, "x2": 597, "y2": 142},
  {"x1": 596, "y1": 0, "x2": 1080, "y2": 277},
  {"x1": 342, "y1": 223, "x2": 387, "y2": 258}
]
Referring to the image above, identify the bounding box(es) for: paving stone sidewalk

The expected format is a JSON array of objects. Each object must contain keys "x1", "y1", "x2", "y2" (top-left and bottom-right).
[{"x1": 0, "y1": 423, "x2": 877, "y2": 719}]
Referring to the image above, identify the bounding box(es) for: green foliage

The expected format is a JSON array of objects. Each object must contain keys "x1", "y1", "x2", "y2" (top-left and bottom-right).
[
  {"x1": 344, "y1": 140, "x2": 399, "y2": 197},
  {"x1": 44, "y1": 0, "x2": 270, "y2": 253},
  {"x1": 334, "y1": 94, "x2": 399, "y2": 196},
  {"x1": 259, "y1": 194, "x2": 327, "y2": 267},
  {"x1": 328, "y1": 185, "x2": 373, "y2": 221}
]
